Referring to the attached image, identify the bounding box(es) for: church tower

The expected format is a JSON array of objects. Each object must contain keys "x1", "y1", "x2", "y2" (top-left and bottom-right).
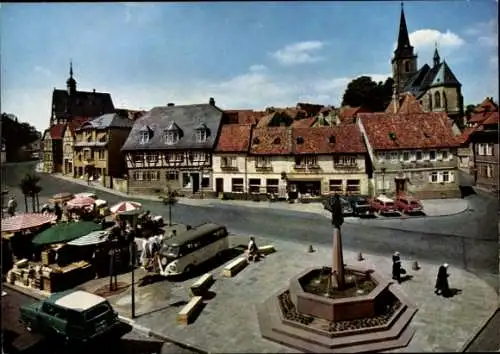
[
  {"x1": 391, "y1": 2, "x2": 418, "y2": 95},
  {"x1": 66, "y1": 61, "x2": 77, "y2": 96}
]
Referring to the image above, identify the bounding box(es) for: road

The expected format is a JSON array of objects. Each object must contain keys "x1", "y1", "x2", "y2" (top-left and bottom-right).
[{"x1": 3, "y1": 162, "x2": 497, "y2": 288}]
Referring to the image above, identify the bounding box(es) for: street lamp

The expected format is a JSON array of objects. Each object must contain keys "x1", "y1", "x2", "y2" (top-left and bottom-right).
[{"x1": 381, "y1": 167, "x2": 387, "y2": 194}]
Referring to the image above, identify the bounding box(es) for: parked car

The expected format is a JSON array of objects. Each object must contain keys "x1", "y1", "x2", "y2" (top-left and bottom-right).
[
  {"x1": 396, "y1": 195, "x2": 423, "y2": 214},
  {"x1": 371, "y1": 195, "x2": 400, "y2": 216},
  {"x1": 346, "y1": 195, "x2": 375, "y2": 217},
  {"x1": 19, "y1": 290, "x2": 121, "y2": 344},
  {"x1": 322, "y1": 195, "x2": 353, "y2": 216}
]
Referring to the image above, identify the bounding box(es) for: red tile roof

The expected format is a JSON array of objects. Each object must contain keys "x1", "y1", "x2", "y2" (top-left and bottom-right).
[
  {"x1": 296, "y1": 103, "x2": 324, "y2": 117},
  {"x1": 249, "y1": 127, "x2": 293, "y2": 155},
  {"x1": 481, "y1": 111, "x2": 499, "y2": 125},
  {"x1": 67, "y1": 117, "x2": 89, "y2": 135},
  {"x1": 474, "y1": 97, "x2": 498, "y2": 113},
  {"x1": 224, "y1": 110, "x2": 265, "y2": 124},
  {"x1": 385, "y1": 94, "x2": 424, "y2": 114},
  {"x1": 458, "y1": 126, "x2": 478, "y2": 144},
  {"x1": 49, "y1": 124, "x2": 66, "y2": 140},
  {"x1": 291, "y1": 117, "x2": 316, "y2": 128},
  {"x1": 215, "y1": 124, "x2": 253, "y2": 152},
  {"x1": 292, "y1": 125, "x2": 366, "y2": 154},
  {"x1": 339, "y1": 106, "x2": 371, "y2": 120},
  {"x1": 359, "y1": 112, "x2": 460, "y2": 150}
]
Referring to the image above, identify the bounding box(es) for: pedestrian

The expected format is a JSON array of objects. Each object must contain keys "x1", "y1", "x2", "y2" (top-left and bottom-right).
[
  {"x1": 392, "y1": 251, "x2": 402, "y2": 283},
  {"x1": 247, "y1": 236, "x2": 259, "y2": 262},
  {"x1": 54, "y1": 202, "x2": 62, "y2": 221},
  {"x1": 435, "y1": 263, "x2": 451, "y2": 297},
  {"x1": 7, "y1": 196, "x2": 17, "y2": 217}
]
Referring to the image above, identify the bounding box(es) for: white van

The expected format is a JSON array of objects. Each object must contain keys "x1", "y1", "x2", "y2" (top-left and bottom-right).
[{"x1": 158, "y1": 223, "x2": 229, "y2": 276}]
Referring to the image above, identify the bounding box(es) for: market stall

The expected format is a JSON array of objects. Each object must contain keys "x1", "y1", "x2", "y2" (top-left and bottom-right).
[
  {"x1": 49, "y1": 192, "x2": 74, "y2": 204},
  {"x1": 110, "y1": 201, "x2": 142, "y2": 214},
  {"x1": 74, "y1": 192, "x2": 97, "y2": 199}
]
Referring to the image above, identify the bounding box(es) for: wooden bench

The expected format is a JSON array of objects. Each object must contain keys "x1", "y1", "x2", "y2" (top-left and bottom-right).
[
  {"x1": 189, "y1": 273, "x2": 214, "y2": 297},
  {"x1": 258, "y1": 245, "x2": 276, "y2": 255},
  {"x1": 177, "y1": 296, "x2": 203, "y2": 326},
  {"x1": 222, "y1": 256, "x2": 248, "y2": 277}
]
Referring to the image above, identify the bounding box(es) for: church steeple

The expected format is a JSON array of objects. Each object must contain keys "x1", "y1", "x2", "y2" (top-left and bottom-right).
[
  {"x1": 66, "y1": 60, "x2": 77, "y2": 95},
  {"x1": 433, "y1": 42, "x2": 441, "y2": 67},
  {"x1": 391, "y1": 2, "x2": 418, "y2": 95},
  {"x1": 395, "y1": 2, "x2": 412, "y2": 56}
]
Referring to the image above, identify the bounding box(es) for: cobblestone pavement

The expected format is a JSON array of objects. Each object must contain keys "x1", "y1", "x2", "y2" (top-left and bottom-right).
[{"x1": 84, "y1": 235, "x2": 497, "y2": 353}]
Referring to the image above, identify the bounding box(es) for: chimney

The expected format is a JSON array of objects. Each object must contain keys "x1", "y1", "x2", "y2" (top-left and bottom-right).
[
  {"x1": 392, "y1": 84, "x2": 398, "y2": 114},
  {"x1": 167, "y1": 103, "x2": 175, "y2": 107},
  {"x1": 209, "y1": 97, "x2": 215, "y2": 106}
]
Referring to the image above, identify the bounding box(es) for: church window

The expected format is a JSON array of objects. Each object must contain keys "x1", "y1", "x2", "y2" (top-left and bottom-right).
[
  {"x1": 434, "y1": 92, "x2": 441, "y2": 109},
  {"x1": 404, "y1": 61, "x2": 410, "y2": 73}
]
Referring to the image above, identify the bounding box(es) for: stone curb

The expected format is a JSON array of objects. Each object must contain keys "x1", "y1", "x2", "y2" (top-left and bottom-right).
[
  {"x1": 3, "y1": 282, "x2": 208, "y2": 354},
  {"x1": 47, "y1": 173, "x2": 469, "y2": 219},
  {"x1": 460, "y1": 308, "x2": 500, "y2": 352}
]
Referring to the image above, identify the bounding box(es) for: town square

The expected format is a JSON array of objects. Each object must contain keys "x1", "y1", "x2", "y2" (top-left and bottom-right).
[{"x1": 1, "y1": 1, "x2": 499, "y2": 353}]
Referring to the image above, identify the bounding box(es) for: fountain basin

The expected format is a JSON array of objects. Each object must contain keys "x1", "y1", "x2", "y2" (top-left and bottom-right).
[{"x1": 290, "y1": 266, "x2": 391, "y2": 322}]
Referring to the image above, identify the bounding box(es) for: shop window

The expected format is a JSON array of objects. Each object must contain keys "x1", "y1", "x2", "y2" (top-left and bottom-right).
[
  {"x1": 329, "y1": 179, "x2": 343, "y2": 193},
  {"x1": 266, "y1": 179, "x2": 279, "y2": 194},
  {"x1": 231, "y1": 178, "x2": 244, "y2": 193},
  {"x1": 201, "y1": 177, "x2": 210, "y2": 188},
  {"x1": 166, "y1": 171, "x2": 178, "y2": 181},
  {"x1": 249, "y1": 178, "x2": 261, "y2": 194},
  {"x1": 346, "y1": 180, "x2": 360, "y2": 194}
]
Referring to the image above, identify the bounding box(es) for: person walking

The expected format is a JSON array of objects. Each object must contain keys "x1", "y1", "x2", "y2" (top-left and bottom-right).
[
  {"x1": 54, "y1": 202, "x2": 62, "y2": 222},
  {"x1": 392, "y1": 251, "x2": 402, "y2": 283},
  {"x1": 247, "y1": 236, "x2": 260, "y2": 262},
  {"x1": 7, "y1": 196, "x2": 17, "y2": 217},
  {"x1": 435, "y1": 263, "x2": 451, "y2": 296}
]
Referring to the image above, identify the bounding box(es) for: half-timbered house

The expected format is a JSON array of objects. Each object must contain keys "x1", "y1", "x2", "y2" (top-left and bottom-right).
[
  {"x1": 61, "y1": 117, "x2": 88, "y2": 176},
  {"x1": 42, "y1": 124, "x2": 66, "y2": 173},
  {"x1": 121, "y1": 101, "x2": 224, "y2": 196}
]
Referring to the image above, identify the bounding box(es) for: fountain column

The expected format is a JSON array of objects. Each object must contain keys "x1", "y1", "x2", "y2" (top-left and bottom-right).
[{"x1": 330, "y1": 194, "x2": 345, "y2": 290}]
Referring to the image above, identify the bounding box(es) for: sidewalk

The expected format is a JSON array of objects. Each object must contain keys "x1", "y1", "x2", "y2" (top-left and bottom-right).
[
  {"x1": 51, "y1": 173, "x2": 469, "y2": 218},
  {"x1": 6, "y1": 235, "x2": 498, "y2": 353}
]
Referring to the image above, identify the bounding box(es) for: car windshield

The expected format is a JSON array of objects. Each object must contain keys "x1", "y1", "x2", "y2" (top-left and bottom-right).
[
  {"x1": 163, "y1": 245, "x2": 180, "y2": 258},
  {"x1": 85, "y1": 303, "x2": 111, "y2": 321}
]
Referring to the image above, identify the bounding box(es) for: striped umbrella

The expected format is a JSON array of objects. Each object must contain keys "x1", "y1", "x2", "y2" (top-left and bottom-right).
[
  {"x1": 67, "y1": 230, "x2": 110, "y2": 246},
  {"x1": 110, "y1": 201, "x2": 142, "y2": 214},
  {"x1": 50, "y1": 192, "x2": 74, "y2": 204},
  {"x1": 75, "y1": 192, "x2": 97, "y2": 199},
  {"x1": 1, "y1": 213, "x2": 57, "y2": 233},
  {"x1": 67, "y1": 196, "x2": 96, "y2": 208}
]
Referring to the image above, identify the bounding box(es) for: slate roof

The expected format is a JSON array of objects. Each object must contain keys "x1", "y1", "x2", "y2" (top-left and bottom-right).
[
  {"x1": 249, "y1": 127, "x2": 293, "y2": 155},
  {"x1": 51, "y1": 89, "x2": 115, "y2": 120},
  {"x1": 215, "y1": 124, "x2": 253, "y2": 152},
  {"x1": 77, "y1": 113, "x2": 134, "y2": 131},
  {"x1": 402, "y1": 60, "x2": 460, "y2": 98},
  {"x1": 292, "y1": 125, "x2": 366, "y2": 155},
  {"x1": 121, "y1": 104, "x2": 224, "y2": 151},
  {"x1": 359, "y1": 112, "x2": 460, "y2": 150}
]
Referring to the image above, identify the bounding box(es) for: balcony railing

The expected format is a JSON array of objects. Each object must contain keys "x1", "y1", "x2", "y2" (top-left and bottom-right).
[
  {"x1": 376, "y1": 159, "x2": 457, "y2": 170},
  {"x1": 255, "y1": 165, "x2": 273, "y2": 172},
  {"x1": 294, "y1": 164, "x2": 321, "y2": 171},
  {"x1": 221, "y1": 165, "x2": 238, "y2": 171},
  {"x1": 333, "y1": 163, "x2": 360, "y2": 170}
]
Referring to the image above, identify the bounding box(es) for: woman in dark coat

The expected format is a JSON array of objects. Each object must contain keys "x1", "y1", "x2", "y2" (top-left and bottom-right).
[
  {"x1": 435, "y1": 263, "x2": 451, "y2": 296},
  {"x1": 392, "y1": 251, "x2": 402, "y2": 283}
]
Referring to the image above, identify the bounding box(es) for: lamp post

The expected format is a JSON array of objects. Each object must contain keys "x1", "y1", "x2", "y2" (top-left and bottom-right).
[{"x1": 381, "y1": 167, "x2": 387, "y2": 194}]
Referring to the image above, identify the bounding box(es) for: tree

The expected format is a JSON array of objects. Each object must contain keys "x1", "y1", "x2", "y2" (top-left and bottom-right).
[
  {"x1": 159, "y1": 185, "x2": 178, "y2": 226},
  {"x1": 465, "y1": 104, "x2": 476, "y2": 119},
  {"x1": 341, "y1": 76, "x2": 394, "y2": 112},
  {"x1": 19, "y1": 173, "x2": 41, "y2": 212},
  {"x1": 1, "y1": 113, "x2": 41, "y2": 162}
]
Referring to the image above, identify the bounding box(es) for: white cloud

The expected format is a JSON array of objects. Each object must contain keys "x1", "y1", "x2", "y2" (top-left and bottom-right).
[
  {"x1": 271, "y1": 41, "x2": 325, "y2": 66},
  {"x1": 464, "y1": 20, "x2": 498, "y2": 48},
  {"x1": 408, "y1": 29, "x2": 465, "y2": 50}
]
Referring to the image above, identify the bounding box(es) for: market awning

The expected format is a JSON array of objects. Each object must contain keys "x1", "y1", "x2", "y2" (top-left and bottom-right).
[
  {"x1": 110, "y1": 201, "x2": 142, "y2": 214},
  {"x1": 67, "y1": 196, "x2": 95, "y2": 208},
  {"x1": 67, "y1": 230, "x2": 110, "y2": 247},
  {"x1": 32, "y1": 221, "x2": 101, "y2": 246},
  {"x1": 1, "y1": 213, "x2": 57, "y2": 233}
]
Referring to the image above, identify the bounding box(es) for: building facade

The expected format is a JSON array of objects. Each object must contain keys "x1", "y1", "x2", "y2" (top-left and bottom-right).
[
  {"x1": 391, "y1": 4, "x2": 463, "y2": 124},
  {"x1": 41, "y1": 124, "x2": 65, "y2": 173},
  {"x1": 121, "y1": 101, "x2": 224, "y2": 196},
  {"x1": 212, "y1": 124, "x2": 369, "y2": 198},
  {"x1": 358, "y1": 112, "x2": 461, "y2": 199},
  {"x1": 61, "y1": 117, "x2": 88, "y2": 176},
  {"x1": 73, "y1": 114, "x2": 133, "y2": 184}
]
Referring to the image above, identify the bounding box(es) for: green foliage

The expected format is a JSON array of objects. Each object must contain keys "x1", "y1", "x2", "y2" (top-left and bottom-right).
[
  {"x1": 1, "y1": 113, "x2": 41, "y2": 161},
  {"x1": 341, "y1": 76, "x2": 394, "y2": 112},
  {"x1": 465, "y1": 104, "x2": 476, "y2": 118},
  {"x1": 19, "y1": 173, "x2": 42, "y2": 212}
]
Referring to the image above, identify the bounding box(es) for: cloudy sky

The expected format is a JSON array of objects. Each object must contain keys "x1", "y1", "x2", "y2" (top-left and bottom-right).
[{"x1": 1, "y1": 1, "x2": 498, "y2": 132}]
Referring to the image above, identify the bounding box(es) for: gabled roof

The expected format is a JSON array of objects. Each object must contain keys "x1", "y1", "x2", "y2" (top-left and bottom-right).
[
  {"x1": 359, "y1": 112, "x2": 460, "y2": 150},
  {"x1": 469, "y1": 110, "x2": 498, "y2": 124},
  {"x1": 223, "y1": 110, "x2": 265, "y2": 124},
  {"x1": 77, "y1": 113, "x2": 133, "y2": 130},
  {"x1": 51, "y1": 89, "x2": 115, "y2": 120},
  {"x1": 64, "y1": 117, "x2": 89, "y2": 136},
  {"x1": 429, "y1": 61, "x2": 460, "y2": 87},
  {"x1": 292, "y1": 125, "x2": 366, "y2": 155},
  {"x1": 249, "y1": 127, "x2": 292, "y2": 155},
  {"x1": 403, "y1": 64, "x2": 431, "y2": 96},
  {"x1": 291, "y1": 117, "x2": 316, "y2": 128},
  {"x1": 47, "y1": 124, "x2": 66, "y2": 140},
  {"x1": 121, "y1": 104, "x2": 224, "y2": 151},
  {"x1": 385, "y1": 93, "x2": 424, "y2": 114},
  {"x1": 474, "y1": 97, "x2": 498, "y2": 113},
  {"x1": 215, "y1": 124, "x2": 253, "y2": 152},
  {"x1": 339, "y1": 106, "x2": 371, "y2": 122}
]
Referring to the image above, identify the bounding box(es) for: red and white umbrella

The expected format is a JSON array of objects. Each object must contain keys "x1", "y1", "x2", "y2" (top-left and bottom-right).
[
  {"x1": 66, "y1": 196, "x2": 96, "y2": 209},
  {"x1": 110, "y1": 201, "x2": 142, "y2": 214},
  {"x1": 1, "y1": 213, "x2": 57, "y2": 233}
]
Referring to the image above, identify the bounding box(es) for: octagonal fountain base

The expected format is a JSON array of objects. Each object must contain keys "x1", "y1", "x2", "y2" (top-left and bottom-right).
[{"x1": 257, "y1": 266, "x2": 417, "y2": 353}]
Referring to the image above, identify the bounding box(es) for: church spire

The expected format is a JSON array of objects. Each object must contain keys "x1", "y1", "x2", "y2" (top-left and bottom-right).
[
  {"x1": 395, "y1": 2, "x2": 411, "y2": 55},
  {"x1": 433, "y1": 42, "x2": 441, "y2": 67},
  {"x1": 66, "y1": 60, "x2": 77, "y2": 95}
]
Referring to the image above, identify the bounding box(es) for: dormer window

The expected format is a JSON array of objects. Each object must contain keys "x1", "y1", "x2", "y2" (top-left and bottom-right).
[
  {"x1": 165, "y1": 131, "x2": 179, "y2": 145},
  {"x1": 296, "y1": 136, "x2": 304, "y2": 144},
  {"x1": 139, "y1": 126, "x2": 152, "y2": 144},
  {"x1": 273, "y1": 138, "x2": 281, "y2": 144},
  {"x1": 253, "y1": 137, "x2": 260, "y2": 145},
  {"x1": 329, "y1": 136, "x2": 336, "y2": 144},
  {"x1": 195, "y1": 122, "x2": 210, "y2": 143}
]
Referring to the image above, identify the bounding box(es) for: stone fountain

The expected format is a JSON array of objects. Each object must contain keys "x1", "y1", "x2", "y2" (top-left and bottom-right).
[{"x1": 257, "y1": 194, "x2": 417, "y2": 353}]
